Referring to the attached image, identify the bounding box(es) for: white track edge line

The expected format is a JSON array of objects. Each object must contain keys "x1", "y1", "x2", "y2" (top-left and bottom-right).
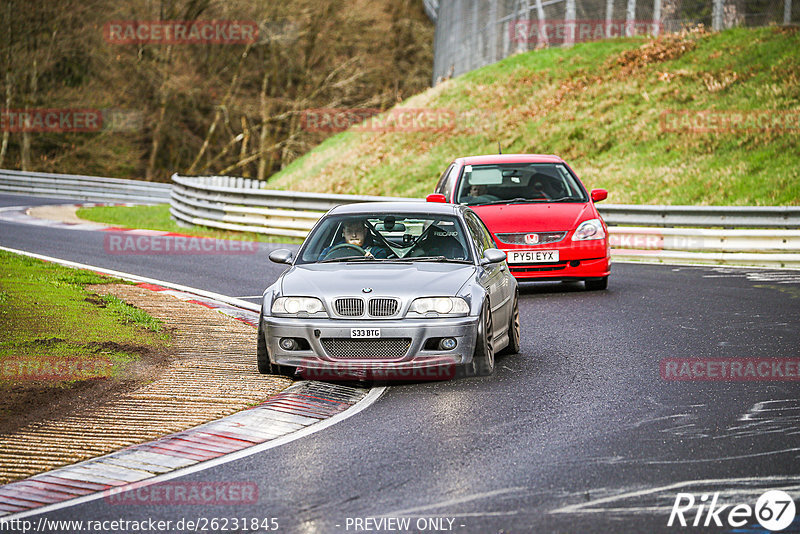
[
  {"x1": 0, "y1": 245, "x2": 260, "y2": 312},
  {"x1": 1, "y1": 386, "x2": 386, "y2": 521},
  {"x1": 612, "y1": 258, "x2": 800, "y2": 271}
]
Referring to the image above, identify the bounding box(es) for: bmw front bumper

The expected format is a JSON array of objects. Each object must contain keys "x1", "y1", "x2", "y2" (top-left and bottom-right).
[{"x1": 262, "y1": 315, "x2": 479, "y2": 377}]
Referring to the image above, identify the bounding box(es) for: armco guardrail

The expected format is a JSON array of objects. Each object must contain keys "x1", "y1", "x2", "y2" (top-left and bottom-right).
[
  {"x1": 3, "y1": 169, "x2": 796, "y2": 266},
  {"x1": 607, "y1": 226, "x2": 800, "y2": 267},
  {"x1": 171, "y1": 174, "x2": 800, "y2": 268},
  {"x1": 599, "y1": 204, "x2": 800, "y2": 229},
  {"x1": 170, "y1": 174, "x2": 411, "y2": 238},
  {"x1": 0, "y1": 169, "x2": 170, "y2": 203}
]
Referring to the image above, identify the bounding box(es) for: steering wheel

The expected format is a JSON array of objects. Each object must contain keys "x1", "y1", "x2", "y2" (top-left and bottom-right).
[{"x1": 322, "y1": 243, "x2": 366, "y2": 260}]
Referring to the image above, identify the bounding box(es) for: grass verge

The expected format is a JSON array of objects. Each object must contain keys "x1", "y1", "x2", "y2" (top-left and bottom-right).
[
  {"x1": 0, "y1": 250, "x2": 170, "y2": 433},
  {"x1": 75, "y1": 204, "x2": 302, "y2": 244}
]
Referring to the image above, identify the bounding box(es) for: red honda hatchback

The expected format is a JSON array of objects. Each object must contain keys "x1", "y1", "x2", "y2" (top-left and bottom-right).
[{"x1": 430, "y1": 154, "x2": 610, "y2": 290}]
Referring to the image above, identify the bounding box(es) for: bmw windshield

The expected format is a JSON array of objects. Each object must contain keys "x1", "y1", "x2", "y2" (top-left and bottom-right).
[{"x1": 296, "y1": 213, "x2": 473, "y2": 264}]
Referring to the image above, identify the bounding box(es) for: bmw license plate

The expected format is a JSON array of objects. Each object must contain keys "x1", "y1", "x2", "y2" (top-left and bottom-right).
[
  {"x1": 351, "y1": 328, "x2": 380, "y2": 338},
  {"x1": 508, "y1": 250, "x2": 559, "y2": 264}
]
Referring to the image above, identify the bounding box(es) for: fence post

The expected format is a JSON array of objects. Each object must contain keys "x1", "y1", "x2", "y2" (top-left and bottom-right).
[
  {"x1": 472, "y1": 0, "x2": 479, "y2": 71},
  {"x1": 785, "y1": 0, "x2": 792, "y2": 24},
  {"x1": 565, "y1": 0, "x2": 577, "y2": 46},
  {"x1": 626, "y1": 0, "x2": 637, "y2": 36},
  {"x1": 606, "y1": 0, "x2": 615, "y2": 37},
  {"x1": 536, "y1": 0, "x2": 549, "y2": 47},
  {"x1": 490, "y1": 0, "x2": 498, "y2": 61},
  {"x1": 652, "y1": 0, "x2": 662, "y2": 35},
  {"x1": 516, "y1": 0, "x2": 530, "y2": 53},
  {"x1": 712, "y1": 0, "x2": 724, "y2": 30}
]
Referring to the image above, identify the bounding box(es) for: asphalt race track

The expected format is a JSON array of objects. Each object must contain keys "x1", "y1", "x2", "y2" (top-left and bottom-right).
[{"x1": 2, "y1": 193, "x2": 799, "y2": 533}]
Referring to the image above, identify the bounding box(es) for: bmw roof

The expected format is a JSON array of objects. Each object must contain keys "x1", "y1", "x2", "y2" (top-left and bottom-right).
[{"x1": 327, "y1": 201, "x2": 467, "y2": 216}]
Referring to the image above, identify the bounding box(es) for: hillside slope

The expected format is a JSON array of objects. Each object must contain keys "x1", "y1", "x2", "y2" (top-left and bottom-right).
[{"x1": 268, "y1": 26, "x2": 799, "y2": 205}]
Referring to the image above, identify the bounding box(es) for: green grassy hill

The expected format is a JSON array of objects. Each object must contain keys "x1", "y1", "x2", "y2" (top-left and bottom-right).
[{"x1": 267, "y1": 26, "x2": 800, "y2": 205}]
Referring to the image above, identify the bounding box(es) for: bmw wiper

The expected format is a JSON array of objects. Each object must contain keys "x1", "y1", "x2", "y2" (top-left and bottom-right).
[
  {"x1": 319, "y1": 256, "x2": 388, "y2": 263},
  {"x1": 397, "y1": 256, "x2": 471, "y2": 263}
]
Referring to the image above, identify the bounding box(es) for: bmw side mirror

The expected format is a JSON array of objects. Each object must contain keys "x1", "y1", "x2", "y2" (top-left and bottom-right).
[
  {"x1": 269, "y1": 249, "x2": 294, "y2": 265},
  {"x1": 591, "y1": 189, "x2": 608, "y2": 202},
  {"x1": 481, "y1": 248, "x2": 507, "y2": 265}
]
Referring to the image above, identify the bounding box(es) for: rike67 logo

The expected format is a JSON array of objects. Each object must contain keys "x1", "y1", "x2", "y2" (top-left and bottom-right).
[{"x1": 668, "y1": 490, "x2": 796, "y2": 531}]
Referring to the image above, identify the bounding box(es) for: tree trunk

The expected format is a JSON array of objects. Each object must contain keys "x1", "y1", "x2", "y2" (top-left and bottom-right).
[
  {"x1": 187, "y1": 43, "x2": 252, "y2": 175},
  {"x1": 0, "y1": 2, "x2": 11, "y2": 168},
  {"x1": 238, "y1": 116, "x2": 251, "y2": 177},
  {"x1": 20, "y1": 59, "x2": 37, "y2": 171},
  {"x1": 257, "y1": 70, "x2": 271, "y2": 181},
  {"x1": 0, "y1": 71, "x2": 11, "y2": 168},
  {"x1": 146, "y1": 45, "x2": 172, "y2": 181}
]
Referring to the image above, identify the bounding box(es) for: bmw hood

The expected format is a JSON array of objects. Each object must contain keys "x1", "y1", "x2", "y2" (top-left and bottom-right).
[
  {"x1": 280, "y1": 263, "x2": 476, "y2": 299},
  {"x1": 472, "y1": 202, "x2": 594, "y2": 233}
]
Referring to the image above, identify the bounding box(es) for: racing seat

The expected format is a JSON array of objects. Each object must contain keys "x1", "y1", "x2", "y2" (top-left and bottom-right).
[{"x1": 409, "y1": 226, "x2": 467, "y2": 260}]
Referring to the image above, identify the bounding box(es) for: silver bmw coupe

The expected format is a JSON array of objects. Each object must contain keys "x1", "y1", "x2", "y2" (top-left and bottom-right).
[{"x1": 258, "y1": 201, "x2": 520, "y2": 381}]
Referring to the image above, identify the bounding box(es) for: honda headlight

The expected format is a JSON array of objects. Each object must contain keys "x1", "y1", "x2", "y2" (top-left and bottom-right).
[
  {"x1": 408, "y1": 297, "x2": 469, "y2": 316},
  {"x1": 272, "y1": 296, "x2": 326, "y2": 316},
  {"x1": 571, "y1": 218, "x2": 606, "y2": 241}
]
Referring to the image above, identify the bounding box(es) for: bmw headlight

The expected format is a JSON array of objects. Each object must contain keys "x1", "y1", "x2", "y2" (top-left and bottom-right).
[
  {"x1": 571, "y1": 218, "x2": 606, "y2": 241},
  {"x1": 408, "y1": 297, "x2": 469, "y2": 316},
  {"x1": 272, "y1": 296, "x2": 326, "y2": 316}
]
